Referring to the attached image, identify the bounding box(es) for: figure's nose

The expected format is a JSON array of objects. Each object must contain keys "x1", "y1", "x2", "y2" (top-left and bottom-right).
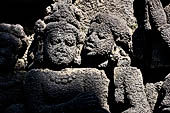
[{"x1": 88, "y1": 32, "x2": 97, "y2": 42}]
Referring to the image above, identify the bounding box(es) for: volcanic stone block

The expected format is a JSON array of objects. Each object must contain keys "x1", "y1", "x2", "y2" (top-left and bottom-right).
[{"x1": 114, "y1": 67, "x2": 151, "y2": 113}]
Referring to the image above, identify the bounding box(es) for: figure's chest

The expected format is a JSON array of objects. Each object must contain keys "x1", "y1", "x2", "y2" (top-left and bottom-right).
[{"x1": 41, "y1": 73, "x2": 84, "y2": 104}]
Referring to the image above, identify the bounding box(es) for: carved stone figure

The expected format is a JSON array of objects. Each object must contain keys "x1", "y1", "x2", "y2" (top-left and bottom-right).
[
  {"x1": 25, "y1": 3, "x2": 110, "y2": 113},
  {"x1": 82, "y1": 13, "x2": 152, "y2": 113},
  {"x1": 27, "y1": 2, "x2": 85, "y2": 69},
  {"x1": 25, "y1": 68, "x2": 110, "y2": 113},
  {"x1": 114, "y1": 67, "x2": 152, "y2": 113},
  {"x1": 0, "y1": 23, "x2": 28, "y2": 113},
  {"x1": 82, "y1": 13, "x2": 131, "y2": 68},
  {"x1": 43, "y1": 21, "x2": 82, "y2": 69}
]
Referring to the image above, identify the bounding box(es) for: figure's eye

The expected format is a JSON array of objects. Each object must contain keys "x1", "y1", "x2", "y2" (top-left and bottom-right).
[
  {"x1": 50, "y1": 37, "x2": 61, "y2": 45},
  {"x1": 48, "y1": 32, "x2": 62, "y2": 45}
]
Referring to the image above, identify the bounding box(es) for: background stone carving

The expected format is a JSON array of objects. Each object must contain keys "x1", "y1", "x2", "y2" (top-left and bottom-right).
[
  {"x1": 0, "y1": 23, "x2": 28, "y2": 71},
  {"x1": 0, "y1": 23, "x2": 28, "y2": 113},
  {"x1": 145, "y1": 81, "x2": 163, "y2": 112},
  {"x1": 74, "y1": 0, "x2": 136, "y2": 29},
  {"x1": 155, "y1": 74, "x2": 170, "y2": 113}
]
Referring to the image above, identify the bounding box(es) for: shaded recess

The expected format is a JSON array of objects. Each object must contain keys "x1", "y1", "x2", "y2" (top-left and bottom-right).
[
  {"x1": 161, "y1": 0, "x2": 170, "y2": 7},
  {"x1": 133, "y1": 0, "x2": 170, "y2": 83},
  {"x1": 0, "y1": 0, "x2": 53, "y2": 35}
]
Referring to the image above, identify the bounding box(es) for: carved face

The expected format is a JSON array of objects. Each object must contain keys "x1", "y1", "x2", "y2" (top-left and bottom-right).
[
  {"x1": 84, "y1": 23, "x2": 114, "y2": 57},
  {"x1": 44, "y1": 22, "x2": 78, "y2": 67},
  {"x1": 0, "y1": 32, "x2": 21, "y2": 71}
]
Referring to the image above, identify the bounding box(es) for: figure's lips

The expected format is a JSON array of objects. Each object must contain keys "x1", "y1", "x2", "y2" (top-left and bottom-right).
[
  {"x1": 53, "y1": 52, "x2": 68, "y2": 57},
  {"x1": 85, "y1": 43, "x2": 95, "y2": 51},
  {"x1": 52, "y1": 49, "x2": 68, "y2": 56},
  {"x1": 85, "y1": 46, "x2": 93, "y2": 51},
  {"x1": 85, "y1": 43, "x2": 95, "y2": 48}
]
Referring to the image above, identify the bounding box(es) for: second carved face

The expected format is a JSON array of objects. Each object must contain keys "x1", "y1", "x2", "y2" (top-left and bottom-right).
[{"x1": 84, "y1": 22, "x2": 114, "y2": 57}]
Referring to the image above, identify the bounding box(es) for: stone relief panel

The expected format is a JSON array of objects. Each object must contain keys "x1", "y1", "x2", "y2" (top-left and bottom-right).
[{"x1": 24, "y1": 68, "x2": 110, "y2": 113}]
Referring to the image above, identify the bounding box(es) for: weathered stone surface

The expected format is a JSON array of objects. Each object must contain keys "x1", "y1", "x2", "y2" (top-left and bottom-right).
[
  {"x1": 114, "y1": 67, "x2": 151, "y2": 113},
  {"x1": 145, "y1": 81, "x2": 163, "y2": 112},
  {"x1": 165, "y1": 4, "x2": 170, "y2": 24},
  {"x1": 143, "y1": 0, "x2": 170, "y2": 69},
  {"x1": 27, "y1": 3, "x2": 84, "y2": 70},
  {"x1": 44, "y1": 21, "x2": 80, "y2": 68},
  {"x1": 0, "y1": 23, "x2": 28, "y2": 71},
  {"x1": 2, "y1": 1, "x2": 170, "y2": 113},
  {"x1": 155, "y1": 74, "x2": 170, "y2": 113},
  {"x1": 24, "y1": 68, "x2": 110, "y2": 113},
  {"x1": 0, "y1": 23, "x2": 28, "y2": 113},
  {"x1": 82, "y1": 13, "x2": 131, "y2": 68},
  {"x1": 74, "y1": 0, "x2": 136, "y2": 29}
]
